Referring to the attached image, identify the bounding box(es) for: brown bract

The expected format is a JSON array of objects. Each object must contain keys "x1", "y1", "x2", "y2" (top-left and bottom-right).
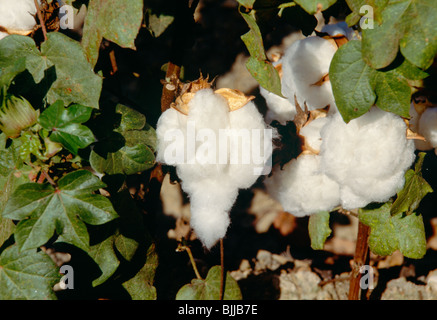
[{"x1": 171, "y1": 75, "x2": 255, "y2": 115}]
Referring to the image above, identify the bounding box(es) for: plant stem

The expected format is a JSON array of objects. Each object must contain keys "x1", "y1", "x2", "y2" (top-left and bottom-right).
[
  {"x1": 348, "y1": 221, "x2": 371, "y2": 300},
  {"x1": 183, "y1": 245, "x2": 202, "y2": 280},
  {"x1": 219, "y1": 238, "x2": 225, "y2": 300},
  {"x1": 34, "y1": 0, "x2": 47, "y2": 41}
]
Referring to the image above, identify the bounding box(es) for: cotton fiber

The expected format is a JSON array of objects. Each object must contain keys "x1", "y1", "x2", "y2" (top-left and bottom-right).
[
  {"x1": 319, "y1": 107, "x2": 415, "y2": 209},
  {"x1": 156, "y1": 88, "x2": 272, "y2": 249},
  {"x1": 264, "y1": 154, "x2": 341, "y2": 217}
]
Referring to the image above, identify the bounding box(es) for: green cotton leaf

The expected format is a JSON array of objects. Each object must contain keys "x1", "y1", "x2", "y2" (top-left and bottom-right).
[
  {"x1": 362, "y1": 0, "x2": 437, "y2": 70},
  {"x1": 41, "y1": 33, "x2": 103, "y2": 108},
  {"x1": 240, "y1": 12, "x2": 267, "y2": 61},
  {"x1": 146, "y1": 11, "x2": 174, "y2": 38},
  {"x1": 89, "y1": 104, "x2": 156, "y2": 175},
  {"x1": 294, "y1": 0, "x2": 337, "y2": 14},
  {"x1": 308, "y1": 211, "x2": 332, "y2": 250},
  {"x1": 0, "y1": 57, "x2": 26, "y2": 89},
  {"x1": 330, "y1": 40, "x2": 376, "y2": 122},
  {"x1": 239, "y1": 11, "x2": 283, "y2": 97},
  {"x1": 359, "y1": 202, "x2": 427, "y2": 259},
  {"x1": 39, "y1": 101, "x2": 95, "y2": 154},
  {"x1": 122, "y1": 243, "x2": 158, "y2": 300},
  {"x1": 0, "y1": 244, "x2": 61, "y2": 300},
  {"x1": 176, "y1": 266, "x2": 242, "y2": 300},
  {"x1": 81, "y1": 0, "x2": 143, "y2": 67},
  {"x1": 0, "y1": 35, "x2": 48, "y2": 84},
  {"x1": 371, "y1": 70, "x2": 411, "y2": 118},
  {"x1": 0, "y1": 34, "x2": 103, "y2": 109},
  {"x1": 330, "y1": 40, "x2": 420, "y2": 121},
  {"x1": 391, "y1": 152, "x2": 433, "y2": 216},
  {"x1": 88, "y1": 232, "x2": 120, "y2": 287},
  {"x1": 2, "y1": 170, "x2": 118, "y2": 252},
  {"x1": 246, "y1": 56, "x2": 283, "y2": 97}
]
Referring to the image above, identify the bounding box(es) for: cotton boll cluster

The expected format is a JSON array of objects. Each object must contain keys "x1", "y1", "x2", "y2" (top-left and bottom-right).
[
  {"x1": 156, "y1": 88, "x2": 272, "y2": 249},
  {"x1": 0, "y1": 0, "x2": 40, "y2": 40},
  {"x1": 319, "y1": 107, "x2": 416, "y2": 210}
]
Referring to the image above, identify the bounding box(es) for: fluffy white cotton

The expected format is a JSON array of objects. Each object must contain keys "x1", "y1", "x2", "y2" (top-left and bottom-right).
[
  {"x1": 299, "y1": 117, "x2": 329, "y2": 153},
  {"x1": 264, "y1": 154, "x2": 340, "y2": 217},
  {"x1": 319, "y1": 107, "x2": 415, "y2": 209},
  {"x1": 260, "y1": 86, "x2": 296, "y2": 125},
  {"x1": 0, "y1": 0, "x2": 40, "y2": 34},
  {"x1": 156, "y1": 89, "x2": 272, "y2": 248},
  {"x1": 281, "y1": 36, "x2": 337, "y2": 111}
]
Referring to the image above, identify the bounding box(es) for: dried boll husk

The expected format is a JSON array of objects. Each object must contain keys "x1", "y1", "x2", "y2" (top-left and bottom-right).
[{"x1": 171, "y1": 87, "x2": 255, "y2": 115}]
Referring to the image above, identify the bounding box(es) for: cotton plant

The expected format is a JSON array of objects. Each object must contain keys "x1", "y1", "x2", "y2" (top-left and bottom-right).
[
  {"x1": 0, "y1": 0, "x2": 40, "y2": 40},
  {"x1": 156, "y1": 79, "x2": 273, "y2": 249},
  {"x1": 263, "y1": 26, "x2": 417, "y2": 217}
]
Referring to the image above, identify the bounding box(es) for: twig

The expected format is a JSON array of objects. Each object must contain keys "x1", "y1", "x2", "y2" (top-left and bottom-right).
[
  {"x1": 219, "y1": 238, "x2": 225, "y2": 300},
  {"x1": 34, "y1": 0, "x2": 47, "y2": 41},
  {"x1": 177, "y1": 242, "x2": 202, "y2": 280},
  {"x1": 348, "y1": 221, "x2": 371, "y2": 300},
  {"x1": 161, "y1": 62, "x2": 181, "y2": 113}
]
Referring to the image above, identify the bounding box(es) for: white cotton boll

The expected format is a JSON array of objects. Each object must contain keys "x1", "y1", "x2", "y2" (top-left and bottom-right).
[
  {"x1": 155, "y1": 88, "x2": 272, "y2": 248},
  {"x1": 320, "y1": 107, "x2": 416, "y2": 209},
  {"x1": 418, "y1": 107, "x2": 437, "y2": 153},
  {"x1": 265, "y1": 154, "x2": 340, "y2": 217},
  {"x1": 299, "y1": 117, "x2": 330, "y2": 153},
  {"x1": 0, "y1": 0, "x2": 40, "y2": 32},
  {"x1": 282, "y1": 36, "x2": 337, "y2": 111}
]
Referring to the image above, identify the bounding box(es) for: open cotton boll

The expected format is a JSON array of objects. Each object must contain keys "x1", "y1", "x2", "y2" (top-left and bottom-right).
[
  {"x1": 264, "y1": 154, "x2": 340, "y2": 217},
  {"x1": 299, "y1": 117, "x2": 330, "y2": 153},
  {"x1": 156, "y1": 88, "x2": 272, "y2": 248},
  {"x1": 418, "y1": 107, "x2": 437, "y2": 154},
  {"x1": 320, "y1": 107, "x2": 416, "y2": 209},
  {"x1": 281, "y1": 36, "x2": 337, "y2": 111},
  {"x1": 0, "y1": 0, "x2": 40, "y2": 33}
]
